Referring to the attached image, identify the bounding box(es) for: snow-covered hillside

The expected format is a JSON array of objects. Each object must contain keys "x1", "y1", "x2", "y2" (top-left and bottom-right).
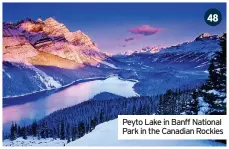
[
  {"x1": 3, "y1": 119, "x2": 225, "y2": 147},
  {"x1": 114, "y1": 33, "x2": 223, "y2": 72},
  {"x1": 67, "y1": 119, "x2": 224, "y2": 146},
  {"x1": 159, "y1": 33, "x2": 221, "y2": 54},
  {"x1": 3, "y1": 62, "x2": 117, "y2": 97}
]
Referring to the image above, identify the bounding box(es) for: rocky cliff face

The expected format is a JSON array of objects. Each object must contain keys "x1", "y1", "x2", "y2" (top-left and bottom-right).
[
  {"x1": 3, "y1": 18, "x2": 118, "y2": 97},
  {"x1": 3, "y1": 17, "x2": 108, "y2": 66}
]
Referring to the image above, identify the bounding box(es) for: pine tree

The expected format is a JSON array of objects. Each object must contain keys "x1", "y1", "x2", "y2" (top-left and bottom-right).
[
  {"x1": 45, "y1": 122, "x2": 49, "y2": 138},
  {"x1": 17, "y1": 126, "x2": 21, "y2": 137},
  {"x1": 67, "y1": 137, "x2": 71, "y2": 143},
  {"x1": 40, "y1": 122, "x2": 45, "y2": 139},
  {"x1": 99, "y1": 110, "x2": 104, "y2": 123},
  {"x1": 71, "y1": 126, "x2": 77, "y2": 141},
  {"x1": 194, "y1": 34, "x2": 226, "y2": 115},
  {"x1": 21, "y1": 126, "x2": 27, "y2": 140},
  {"x1": 10, "y1": 122, "x2": 16, "y2": 141},
  {"x1": 185, "y1": 90, "x2": 198, "y2": 115},
  {"x1": 32, "y1": 120, "x2": 37, "y2": 137},
  {"x1": 210, "y1": 34, "x2": 226, "y2": 114},
  {"x1": 78, "y1": 122, "x2": 85, "y2": 137},
  {"x1": 162, "y1": 89, "x2": 174, "y2": 114},
  {"x1": 14, "y1": 123, "x2": 18, "y2": 137},
  {"x1": 37, "y1": 130, "x2": 41, "y2": 140},
  {"x1": 60, "y1": 120, "x2": 65, "y2": 140},
  {"x1": 66, "y1": 123, "x2": 70, "y2": 143},
  {"x1": 90, "y1": 117, "x2": 98, "y2": 132},
  {"x1": 53, "y1": 128, "x2": 57, "y2": 139},
  {"x1": 157, "y1": 95, "x2": 164, "y2": 114}
]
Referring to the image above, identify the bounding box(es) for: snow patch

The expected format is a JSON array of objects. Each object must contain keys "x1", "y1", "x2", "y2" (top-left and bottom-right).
[
  {"x1": 3, "y1": 69, "x2": 12, "y2": 79},
  {"x1": 68, "y1": 119, "x2": 224, "y2": 146},
  {"x1": 207, "y1": 90, "x2": 226, "y2": 97},
  {"x1": 31, "y1": 66, "x2": 62, "y2": 89},
  {"x1": 198, "y1": 97, "x2": 210, "y2": 115},
  {"x1": 4, "y1": 137, "x2": 67, "y2": 146},
  {"x1": 93, "y1": 58, "x2": 118, "y2": 69}
]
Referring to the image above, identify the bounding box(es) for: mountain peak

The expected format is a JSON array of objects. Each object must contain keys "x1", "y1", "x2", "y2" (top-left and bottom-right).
[
  {"x1": 16, "y1": 17, "x2": 35, "y2": 25},
  {"x1": 43, "y1": 17, "x2": 69, "y2": 36},
  {"x1": 119, "y1": 45, "x2": 162, "y2": 56},
  {"x1": 76, "y1": 30, "x2": 82, "y2": 33},
  {"x1": 195, "y1": 33, "x2": 213, "y2": 41},
  {"x1": 44, "y1": 17, "x2": 57, "y2": 23},
  {"x1": 22, "y1": 17, "x2": 34, "y2": 22},
  {"x1": 199, "y1": 33, "x2": 211, "y2": 38},
  {"x1": 36, "y1": 18, "x2": 43, "y2": 23},
  {"x1": 3, "y1": 17, "x2": 104, "y2": 65}
]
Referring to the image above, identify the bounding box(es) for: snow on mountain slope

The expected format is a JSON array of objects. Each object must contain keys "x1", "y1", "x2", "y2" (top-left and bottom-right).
[
  {"x1": 29, "y1": 65, "x2": 62, "y2": 89},
  {"x1": 159, "y1": 34, "x2": 221, "y2": 54},
  {"x1": 3, "y1": 18, "x2": 120, "y2": 97},
  {"x1": 3, "y1": 32, "x2": 85, "y2": 96},
  {"x1": 67, "y1": 119, "x2": 224, "y2": 146},
  {"x1": 119, "y1": 46, "x2": 162, "y2": 56},
  {"x1": 115, "y1": 33, "x2": 223, "y2": 70},
  {"x1": 150, "y1": 34, "x2": 222, "y2": 68},
  {"x1": 93, "y1": 57, "x2": 119, "y2": 69}
]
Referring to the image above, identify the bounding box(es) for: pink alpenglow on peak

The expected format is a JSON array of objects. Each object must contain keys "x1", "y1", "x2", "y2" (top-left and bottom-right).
[
  {"x1": 2, "y1": 17, "x2": 112, "y2": 67},
  {"x1": 128, "y1": 25, "x2": 161, "y2": 36},
  {"x1": 196, "y1": 33, "x2": 211, "y2": 39},
  {"x1": 36, "y1": 18, "x2": 43, "y2": 23}
]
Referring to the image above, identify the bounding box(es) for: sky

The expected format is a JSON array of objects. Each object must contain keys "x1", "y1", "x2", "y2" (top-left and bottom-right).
[{"x1": 3, "y1": 3, "x2": 226, "y2": 54}]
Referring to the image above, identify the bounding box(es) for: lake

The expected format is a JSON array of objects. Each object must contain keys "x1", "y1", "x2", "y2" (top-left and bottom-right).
[{"x1": 3, "y1": 76, "x2": 138, "y2": 131}]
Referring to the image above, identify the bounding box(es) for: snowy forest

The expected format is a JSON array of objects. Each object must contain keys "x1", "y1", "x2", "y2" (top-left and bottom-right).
[
  {"x1": 5, "y1": 34, "x2": 226, "y2": 143},
  {"x1": 158, "y1": 33, "x2": 226, "y2": 116},
  {"x1": 6, "y1": 95, "x2": 159, "y2": 141},
  {"x1": 185, "y1": 33, "x2": 226, "y2": 115}
]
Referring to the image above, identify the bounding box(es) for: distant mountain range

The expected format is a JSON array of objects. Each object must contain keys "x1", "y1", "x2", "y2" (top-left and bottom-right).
[
  {"x1": 116, "y1": 33, "x2": 223, "y2": 56},
  {"x1": 118, "y1": 46, "x2": 162, "y2": 56},
  {"x1": 2, "y1": 17, "x2": 225, "y2": 97}
]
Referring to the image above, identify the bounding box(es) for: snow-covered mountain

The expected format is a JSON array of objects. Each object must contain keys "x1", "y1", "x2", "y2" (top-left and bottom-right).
[
  {"x1": 115, "y1": 33, "x2": 223, "y2": 70},
  {"x1": 3, "y1": 18, "x2": 110, "y2": 65},
  {"x1": 118, "y1": 46, "x2": 162, "y2": 56},
  {"x1": 2, "y1": 18, "x2": 223, "y2": 98},
  {"x1": 111, "y1": 33, "x2": 224, "y2": 96},
  {"x1": 3, "y1": 18, "x2": 120, "y2": 97},
  {"x1": 117, "y1": 33, "x2": 221, "y2": 57}
]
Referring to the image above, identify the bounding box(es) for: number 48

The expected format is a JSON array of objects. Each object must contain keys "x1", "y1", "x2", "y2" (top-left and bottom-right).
[{"x1": 207, "y1": 14, "x2": 218, "y2": 22}]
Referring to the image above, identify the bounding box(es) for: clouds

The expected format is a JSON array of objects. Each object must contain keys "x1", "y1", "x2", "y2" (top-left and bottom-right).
[
  {"x1": 124, "y1": 34, "x2": 143, "y2": 42},
  {"x1": 129, "y1": 25, "x2": 161, "y2": 36},
  {"x1": 124, "y1": 37, "x2": 134, "y2": 42},
  {"x1": 124, "y1": 25, "x2": 161, "y2": 42}
]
